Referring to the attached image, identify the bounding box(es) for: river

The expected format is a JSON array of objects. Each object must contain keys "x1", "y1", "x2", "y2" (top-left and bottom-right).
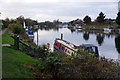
[{"x1": 33, "y1": 28, "x2": 120, "y2": 60}]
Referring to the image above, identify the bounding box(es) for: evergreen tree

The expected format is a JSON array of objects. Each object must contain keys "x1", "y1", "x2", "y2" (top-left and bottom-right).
[
  {"x1": 16, "y1": 16, "x2": 24, "y2": 25},
  {"x1": 116, "y1": 12, "x2": 120, "y2": 25},
  {"x1": 2, "y1": 18, "x2": 10, "y2": 29},
  {"x1": 83, "y1": 15, "x2": 91, "y2": 24},
  {"x1": 96, "y1": 12, "x2": 105, "y2": 23},
  {"x1": 8, "y1": 23, "x2": 23, "y2": 34}
]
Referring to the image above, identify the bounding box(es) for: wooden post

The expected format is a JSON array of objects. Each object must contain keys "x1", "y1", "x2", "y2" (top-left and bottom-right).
[
  {"x1": 37, "y1": 30, "x2": 38, "y2": 46},
  {"x1": 16, "y1": 35, "x2": 19, "y2": 50},
  {"x1": 14, "y1": 35, "x2": 19, "y2": 50},
  {"x1": 61, "y1": 33, "x2": 63, "y2": 40},
  {"x1": 14, "y1": 35, "x2": 17, "y2": 49}
]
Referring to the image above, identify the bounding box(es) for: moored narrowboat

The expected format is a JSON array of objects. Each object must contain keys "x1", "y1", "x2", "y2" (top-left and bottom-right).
[{"x1": 54, "y1": 38, "x2": 99, "y2": 57}]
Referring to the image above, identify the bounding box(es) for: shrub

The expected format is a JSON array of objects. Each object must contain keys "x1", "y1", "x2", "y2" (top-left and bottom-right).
[
  {"x1": 8, "y1": 23, "x2": 23, "y2": 34},
  {"x1": 34, "y1": 44, "x2": 50, "y2": 59},
  {"x1": 35, "y1": 49, "x2": 119, "y2": 79}
]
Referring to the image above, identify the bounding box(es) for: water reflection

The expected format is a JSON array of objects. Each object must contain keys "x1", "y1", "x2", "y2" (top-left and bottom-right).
[
  {"x1": 83, "y1": 32, "x2": 89, "y2": 41},
  {"x1": 96, "y1": 33, "x2": 105, "y2": 46},
  {"x1": 115, "y1": 35, "x2": 120, "y2": 53},
  {"x1": 115, "y1": 35, "x2": 120, "y2": 60},
  {"x1": 39, "y1": 27, "x2": 59, "y2": 31},
  {"x1": 34, "y1": 28, "x2": 119, "y2": 59},
  {"x1": 70, "y1": 29, "x2": 76, "y2": 33}
]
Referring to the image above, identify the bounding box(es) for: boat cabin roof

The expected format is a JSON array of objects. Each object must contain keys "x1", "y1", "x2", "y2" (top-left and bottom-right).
[{"x1": 55, "y1": 38, "x2": 78, "y2": 51}]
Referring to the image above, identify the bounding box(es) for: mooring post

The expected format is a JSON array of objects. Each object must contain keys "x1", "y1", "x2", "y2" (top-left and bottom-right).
[
  {"x1": 61, "y1": 33, "x2": 63, "y2": 40},
  {"x1": 14, "y1": 35, "x2": 19, "y2": 50},
  {"x1": 16, "y1": 35, "x2": 19, "y2": 50}
]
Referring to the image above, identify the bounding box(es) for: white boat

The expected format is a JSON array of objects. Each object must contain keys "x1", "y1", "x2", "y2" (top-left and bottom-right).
[
  {"x1": 104, "y1": 26, "x2": 114, "y2": 33},
  {"x1": 28, "y1": 35, "x2": 34, "y2": 40},
  {"x1": 77, "y1": 26, "x2": 83, "y2": 29}
]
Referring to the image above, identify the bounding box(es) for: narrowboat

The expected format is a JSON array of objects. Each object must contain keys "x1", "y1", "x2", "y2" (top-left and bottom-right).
[{"x1": 54, "y1": 38, "x2": 99, "y2": 57}]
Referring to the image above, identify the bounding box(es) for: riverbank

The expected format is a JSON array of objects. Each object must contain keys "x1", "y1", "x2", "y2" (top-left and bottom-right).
[
  {"x1": 2, "y1": 28, "x2": 120, "y2": 79},
  {"x1": 2, "y1": 29, "x2": 39, "y2": 78},
  {"x1": 85, "y1": 23, "x2": 119, "y2": 29}
]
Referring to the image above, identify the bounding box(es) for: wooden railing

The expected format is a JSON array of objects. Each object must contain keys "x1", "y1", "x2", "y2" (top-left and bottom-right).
[{"x1": 11, "y1": 35, "x2": 32, "y2": 51}]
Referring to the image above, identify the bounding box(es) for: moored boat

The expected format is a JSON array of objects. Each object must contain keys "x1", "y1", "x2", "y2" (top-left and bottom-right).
[
  {"x1": 103, "y1": 26, "x2": 114, "y2": 33},
  {"x1": 23, "y1": 21, "x2": 34, "y2": 40},
  {"x1": 54, "y1": 38, "x2": 99, "y2": 57},
  {"x1": 27, "y1": 30, "x2": 34, "y2": 40}
]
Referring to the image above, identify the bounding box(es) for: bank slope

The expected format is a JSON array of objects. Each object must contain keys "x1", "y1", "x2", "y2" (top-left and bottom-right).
[{"x1": 2, "y1": 47, "x2": 38, "y2": 78}]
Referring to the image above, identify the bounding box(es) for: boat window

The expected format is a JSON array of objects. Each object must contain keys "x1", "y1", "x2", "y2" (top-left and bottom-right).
[
  {"x1": 88, "y1": 47, "x2": 95, "y2": 53},
  {"x1": 65, "y1": 49, "x2": 67, "y2": 52},
  {"x1": 68, "y1": 51, "x2": 70, "y2": 54},
  {"x1": 71, "y1": 52, "x2": 74, "y2": 56},
  {"x1": 54, "y1": 41, "x2": 57, "y2": 46},
  {"x1": 62, "y1": 47, "x2": 65, "y2": 51},
  {"x1": 60, "y1": 44, "x2": 65, "y2": 52},
  {"x1": 91, "y1": 47, "x2": 96, "y2": 53},
  {"x1": 54, "y1": 41, "x2": 60, "y2": 48}
]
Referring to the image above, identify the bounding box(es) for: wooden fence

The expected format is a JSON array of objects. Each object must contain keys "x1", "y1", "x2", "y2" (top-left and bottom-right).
[{"x1": 11, "y1": 35, "x2": 33, "y2": 51}]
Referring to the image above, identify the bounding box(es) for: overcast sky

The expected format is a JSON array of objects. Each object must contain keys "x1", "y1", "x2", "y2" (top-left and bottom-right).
[{"x1": 0, "y1": 0, "x2": 119, "y2": 22}]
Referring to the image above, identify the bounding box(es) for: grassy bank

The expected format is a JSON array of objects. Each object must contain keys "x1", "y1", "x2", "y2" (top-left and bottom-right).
[
  {"x1": 2, "y1": 29, "x2": 38, "y2": 78},
  {"x1": 2, "y1": 30, "x2": 14, "y2": 44},
  {"x1": 2, "y1": 28, "x2": 120, "y2": 79},
  {"x1": 2, "y1": 47, "x2": 37, "y2": 78}
]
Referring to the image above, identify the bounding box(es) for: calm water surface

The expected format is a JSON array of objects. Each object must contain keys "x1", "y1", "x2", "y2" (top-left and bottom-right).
[{"x1": 34, "y1": 28, "x2": 120, "y2": 60}]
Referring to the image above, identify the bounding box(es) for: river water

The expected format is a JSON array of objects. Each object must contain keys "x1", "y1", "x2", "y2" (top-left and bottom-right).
[{"x1": 33, "y1": 28, "x2": 120, "y2": 60}]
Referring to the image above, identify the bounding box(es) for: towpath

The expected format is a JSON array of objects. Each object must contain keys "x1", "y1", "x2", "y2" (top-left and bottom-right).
[{"x1": 0, "y1": 28, "x2": 7, "y2": 36}]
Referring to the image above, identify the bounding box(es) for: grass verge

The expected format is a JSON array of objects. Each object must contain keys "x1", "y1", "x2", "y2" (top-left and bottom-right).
[
  {"x1": 2, "y1": 30, "x2": 14, "y2": 45},
  {"x1": 2, "y1": 29, "x2": 38, "y2": 78},
  {"x1": 2, "y1": 47, "x2": 38, "y2": 78}
]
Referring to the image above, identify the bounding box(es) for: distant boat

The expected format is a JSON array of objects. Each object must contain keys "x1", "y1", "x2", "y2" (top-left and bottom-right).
[
  {"x1": 76, "y1": 26, "x2": 83, "y2": 29},
  {"x1": 54, "y1": 38, "x2": 99, "y2": 57},
  {"x1": 28, "y1": 30, "x2": 34, "y2": 40},
  {"x1": 76, "y1": 28, "x2": 82, "y2": 32},
  {"x1": 104, "y1": 26, "x2": 114, "y2": 33},
  {"x1": 23, "y1": 21, "x2": 34, "y2": 40},
  {"x1": 71, "y1": 26, "x2": 77, "y2": 31}
]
